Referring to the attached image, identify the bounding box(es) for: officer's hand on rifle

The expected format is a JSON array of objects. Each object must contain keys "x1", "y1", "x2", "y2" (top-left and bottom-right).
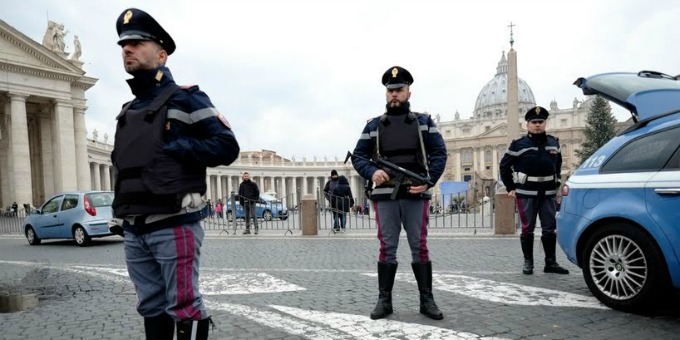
[{"x1": 372, "y1": 169, "x2": 390, "y2": 186}]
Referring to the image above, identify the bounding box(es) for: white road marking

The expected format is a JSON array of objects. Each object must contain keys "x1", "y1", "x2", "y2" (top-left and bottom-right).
[
  {"x1": 367, "y1": 273, "x2": 606, "y2": 310},
  {"x1": 65, "y1": 265, "x2": 306, "y2": 295},
  {"x1": 210, "y1": 302, "x2": 352, "y2": 339},
  {"x1": 270, "y1": 305, "x2": 509, "y2": 340}
]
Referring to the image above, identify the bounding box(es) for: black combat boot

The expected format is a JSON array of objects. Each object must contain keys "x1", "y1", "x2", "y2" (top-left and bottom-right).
[
  {"x1": 370, "y1": 262, "x2": 398, "y2": 320},
  {"x1": 520, "y1": 234, "x2": 534, "y2": 275},
  {"x1": 411, "y1": 261, "x2": 444, "y2": 320},
  {"x1": 542, "y1": 234, "x2": 569, "y2": 274},
  {"x1": 176, "y1": 318, "x2": 214, "y2": 340},
  {"x1": 144, "y1": 313, "x2": 175, "y2": 340}
]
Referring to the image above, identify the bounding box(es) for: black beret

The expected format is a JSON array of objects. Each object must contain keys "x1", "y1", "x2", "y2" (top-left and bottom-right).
[
  {"x1": 525, "y1": 106, "x2": 550, "y2": 121},
  {"x1": 382, "y1": 66, "x2": 413, "y2": 89},
  {"x1": 116, "y1": 8, "x2": 176, "y2": 55}
]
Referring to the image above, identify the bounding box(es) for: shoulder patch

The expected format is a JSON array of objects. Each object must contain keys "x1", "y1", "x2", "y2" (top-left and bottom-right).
[{"x1": 217, "y1": 113, "x2": 232, "y2": 129}]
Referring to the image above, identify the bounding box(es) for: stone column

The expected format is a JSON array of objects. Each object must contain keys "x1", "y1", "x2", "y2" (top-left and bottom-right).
[
  {"x1": 216, "y1": 175, "x2": 223, "y2": 200},
  {"x1": 302, "y1": 176, "x2": 308, "y2": 195},
  {"x1": 205, "y1": 174, "x2": 212, "y2": 200},
  {"x1": 39, "y1": 113, "x2": 55, "y2": 197},
  {"x1": 1, "y1": 101, "x2": 11, "y2": 206},
  {"x1": 472, "y1": 147, "x2": 478, "y2": 177},
  {"x1": 454, "y1": 150, "x2": 461, "y2": 181},
  {"x1": 73, "y1": 107, "x2": 90, "y2": 190},
  {"x1": 492, "y1": 146, "x2": 499, "y2": 181},
  {"x1": 9, "y1": 93, "x2": 33, "y2": 205},
  {"x1": 281, "y1": 177, "x2": 288, "y2": 205},
  {"x1": 53, "y1": 100, "x2": 78, "y2": 192},
  {"x1": 102, "y1": 165, "x2": 112, "y2": 191},
  {"x1": 92, "y1": 163, "x2": 101, "y2": 190}
]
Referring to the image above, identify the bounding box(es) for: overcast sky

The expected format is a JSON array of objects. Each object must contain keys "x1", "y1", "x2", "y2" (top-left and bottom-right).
[{"x1": 3, "y1": 0, "x2": 680, "y2": 160}]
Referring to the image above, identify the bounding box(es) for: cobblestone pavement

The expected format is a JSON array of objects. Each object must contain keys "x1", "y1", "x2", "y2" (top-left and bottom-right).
[{"x1": 0, "y1": 229, "x2": 678, "y2": 340}]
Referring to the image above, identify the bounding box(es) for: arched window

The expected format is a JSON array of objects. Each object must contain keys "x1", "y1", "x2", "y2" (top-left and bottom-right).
[{"x1": 484, "y1": 150, "x2": 492, "y2": 163}]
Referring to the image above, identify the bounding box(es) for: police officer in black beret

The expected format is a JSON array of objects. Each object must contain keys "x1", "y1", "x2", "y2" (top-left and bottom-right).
[
  {"x1": 499, "y1": 106, "x2": 569, "y2": 276},
  {"x1": 112, "y1": 8, "x2": 240, "y2": 340},
  {"x1": 352, "y1": 66, "x2": 447, "y2": 320}
]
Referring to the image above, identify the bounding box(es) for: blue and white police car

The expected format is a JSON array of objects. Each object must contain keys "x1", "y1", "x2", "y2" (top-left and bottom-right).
[{"x1": 557, "y1": 71, "x2": 680, "y2": 311}]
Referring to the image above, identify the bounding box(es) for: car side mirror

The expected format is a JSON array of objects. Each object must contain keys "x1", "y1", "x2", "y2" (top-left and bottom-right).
[{"x1": 31, "y1": 208, "x2": 41, "y2": 215}]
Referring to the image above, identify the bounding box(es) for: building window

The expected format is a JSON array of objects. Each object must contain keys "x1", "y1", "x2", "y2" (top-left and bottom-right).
[
  {"x1": 485, "y1": 126, "x2": 491, "y2": 131},
  {"x1": 484, "y1": 150, "x2": 492, "y2": 163},
  {"x1": 462, "y1": 150, "x2": 472, "y2": 163},
  {"x1": 561, "y1": 118, "x2": 567, "y2": 127},
  {"x1": 462, "y1": 128, "x2": 471, "y2": 134},
  {"x1": 463, "y1": 175, "x2": 472, "y2": 182}
]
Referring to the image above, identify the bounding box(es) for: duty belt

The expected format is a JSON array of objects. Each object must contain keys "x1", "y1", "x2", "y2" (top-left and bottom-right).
[{"x1": 526, "y1": 175, "x2": 555, "y2": 182}]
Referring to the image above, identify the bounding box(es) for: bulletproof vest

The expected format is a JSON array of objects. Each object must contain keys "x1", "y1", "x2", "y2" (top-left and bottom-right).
[
  {"x1": 376, "y1": 112, "x2": 427, "y2": 174},
  {"x1": 112, "y1": 85, "x2": 207, "y2": 217}
]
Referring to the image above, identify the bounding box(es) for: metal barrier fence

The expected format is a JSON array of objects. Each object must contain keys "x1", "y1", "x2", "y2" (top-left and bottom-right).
[
  {"x1": 316, "y1": 188, "x2": 514, "y2": 233},
  {"x1": 201, "y1": 192, "x2": 301, "y2": 235},
  {"x1": 0, "y1": 209, "x2": 29, "y2": 234},
  {"x1": 0, "y1": 191, "x2": 522, "y2": 236}
]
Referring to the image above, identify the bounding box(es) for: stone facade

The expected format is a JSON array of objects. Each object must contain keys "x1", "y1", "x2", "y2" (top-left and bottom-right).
[{"x1": 0, "y1": 19, "x2": 96, "y2": 208}]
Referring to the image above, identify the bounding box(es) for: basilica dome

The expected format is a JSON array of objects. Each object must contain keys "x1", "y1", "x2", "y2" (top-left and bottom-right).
[{"x1": 473, "y1": 52, "x2": 536, "y2": 119}]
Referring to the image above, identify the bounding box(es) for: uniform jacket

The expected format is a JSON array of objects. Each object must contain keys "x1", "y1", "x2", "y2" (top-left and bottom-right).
[
  {"x1": 331, "y1": 176, "x2": 354, "y2": 212},
  {"x1": 112, "y1": 66, "x2": 239, "y2": 231},
  {"x1": 499, "y1": 133, "x2": 562, "y2": 198},
  {"x1": 352, "y1": 111, "x2": 447, "y2": 200},
  {"x1": 238, "y1": 180, "x2": 260, "y2": 205}
]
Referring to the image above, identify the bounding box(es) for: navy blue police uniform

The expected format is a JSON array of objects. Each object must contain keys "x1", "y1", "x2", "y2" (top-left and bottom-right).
[
  {"x1": 499, "y1": 106, "x2": 569, "y2": 275},
  {"x1": 352, "y1": 66, "x2": 447, "y2": 320},
  {"x1": 111, "y1": 8, "x2": 240, "y2": 340}
]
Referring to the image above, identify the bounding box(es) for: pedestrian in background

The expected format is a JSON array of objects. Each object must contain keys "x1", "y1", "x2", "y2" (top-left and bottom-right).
[
  {"x1": 499, "y1": 106, "x2": 569, "y2": 276},
  {"x1": 323, "y1": 169, "x2": 340, "y2": 231},
  {"x1": 238, "y1": 172, "x2": 260, "y2": 235},
  {"x1": 331, "y1": 175, "x2": 354, "y2": 233},
  {"x1": 352, "y1": 66, "x2": 447, "y2": 320},
  {"x1": 110, "y1": 8, "x2": 239, "y2": 339},
  {"x1": 215, "y1": 198, "x2": 223, "y2": 219}
]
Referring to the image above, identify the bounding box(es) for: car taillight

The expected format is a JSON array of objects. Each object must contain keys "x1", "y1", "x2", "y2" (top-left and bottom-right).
[
  {"x1": 561, "y1": 184, "x2": 569, "y2": 197},
  {"x1": 84, "y1": 196, "x2": 97, "y2": 216}
]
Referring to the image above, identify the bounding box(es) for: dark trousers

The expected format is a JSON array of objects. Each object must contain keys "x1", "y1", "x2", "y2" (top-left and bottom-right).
[
  {"x1": 244, "y1": 201, "x2": 258, "y2": 230},
  {"x1": 516, "y1": 196, "x2": 557, "y2": 236}
]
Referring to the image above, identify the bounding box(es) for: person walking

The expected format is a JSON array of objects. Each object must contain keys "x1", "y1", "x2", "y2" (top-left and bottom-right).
[
  {"x1": 331, "y1": 175, "x2": 354, "y2": 233},
  {"x1": 499, "y1": 106, "x2": 570, "y2": 276},
  {"x1": 238, "y1": 172, "x2": 260, "y2": 235},
  {"x1": 351, "y1": 66, "x2": 447, "y2": 320},
  {"x1": 111, "y1": 8, "x2": 240, "y2": 340},
  {"x1": 323, "y1": 170, "x2": 340, "y2": 231}
]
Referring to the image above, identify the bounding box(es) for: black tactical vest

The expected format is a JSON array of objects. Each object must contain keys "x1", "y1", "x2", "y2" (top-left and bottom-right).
[
  {"x1": 111, "y1": 85, "x2": 207, "y2": 217},
  {"x1": 376, "y1": 112, "x2": 427, "y2": 175}
]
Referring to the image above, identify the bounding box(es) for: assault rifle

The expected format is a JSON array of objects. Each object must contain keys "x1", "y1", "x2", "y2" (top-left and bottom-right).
[{"x1": 344, "y1": 151, "x2": 434, "y2": 200}]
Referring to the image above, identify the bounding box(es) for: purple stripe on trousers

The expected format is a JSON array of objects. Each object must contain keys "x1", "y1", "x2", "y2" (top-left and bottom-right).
[
  {"x1": 374, "y1": 201, "x2": 386, "y2": 263},
  {"x1": 516, "y1": 197, "x2": 528, "y2": 235},
  {"x1": 173, "y1": 226, "x2": 200, "y2": 320},
  {"x1": 419, "y1": 200, "x2": 430, "y2": 263}
]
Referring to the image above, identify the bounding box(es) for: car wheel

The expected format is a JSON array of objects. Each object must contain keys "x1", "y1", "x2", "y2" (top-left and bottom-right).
[
  {"x1": 226, "y1": 211, "x2": 234, "y2": 222},
  {"x1": 263, "y1": 210, "x2": 273, "y2": 221},
  {"x1": 73, "y1": 226, "x2": 91, "y2": 247},
  {"x1": 581, "y1": 223, "x2": 669, "y2": 311},
  {"x1": 25, "y1": 226, "x2": 41, "y2": 245}
]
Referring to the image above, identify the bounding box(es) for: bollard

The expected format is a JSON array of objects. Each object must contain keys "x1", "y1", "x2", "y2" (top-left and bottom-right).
[
  {"x1": 300, "y1": 194, "x2": 318, "y2": 235},
  {"x1": 494, "y1": 192, "x2": 516, "y2": 235},
  {"x1": 0, "y1": 293, "x2": 38, "y2": 313}
]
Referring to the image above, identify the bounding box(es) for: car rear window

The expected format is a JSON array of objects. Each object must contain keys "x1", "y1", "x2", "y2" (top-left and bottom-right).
[
  {"x1": 601, "y1": 126, "x2": 680, "y2": 173},
  {"x1": 86, "y1": 192, "x2": 114, "y2": 207}
]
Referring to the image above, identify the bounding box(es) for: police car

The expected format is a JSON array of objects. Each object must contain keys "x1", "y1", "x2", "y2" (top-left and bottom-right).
[{"x1": 557, "y1": 71, "x2": 680, "y2": 311}]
